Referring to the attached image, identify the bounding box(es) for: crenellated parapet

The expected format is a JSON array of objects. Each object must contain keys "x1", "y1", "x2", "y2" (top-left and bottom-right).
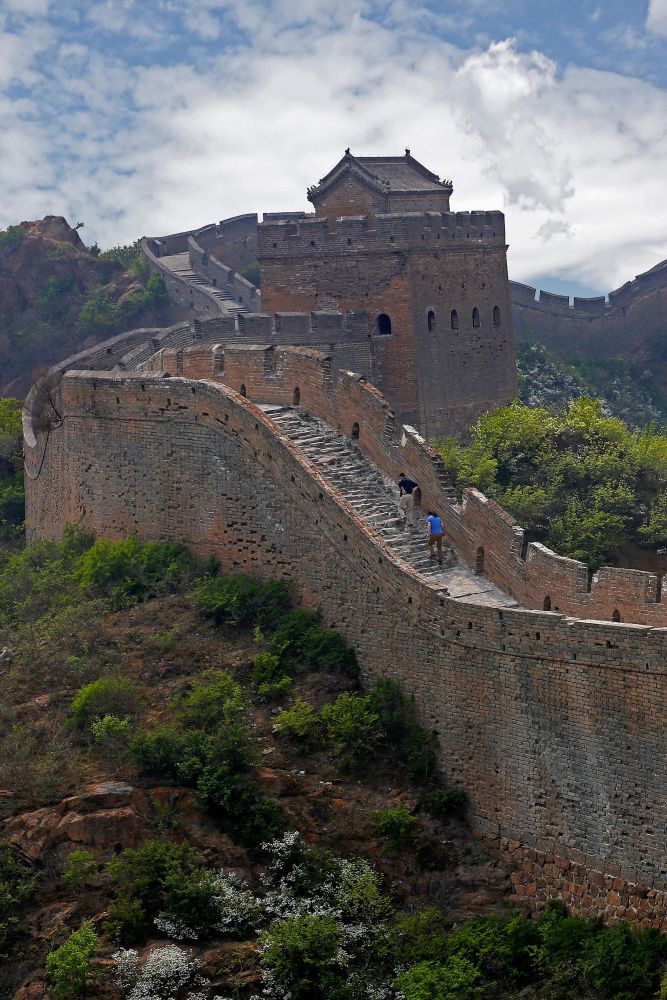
[
  {"x1": 510, "y1": 258, "x2": 667, "y2": 357},
  {"x1": 258, "y1": 209, "x2": 506, "y2": 258}
]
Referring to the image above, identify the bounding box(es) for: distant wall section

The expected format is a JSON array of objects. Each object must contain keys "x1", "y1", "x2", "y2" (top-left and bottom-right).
[{"x1": 510, "y1": 260, "x2": 667, "y2": 358}]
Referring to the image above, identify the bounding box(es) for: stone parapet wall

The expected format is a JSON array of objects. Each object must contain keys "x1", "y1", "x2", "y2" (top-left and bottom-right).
[
  {"x1": 144, "y1": 342, "x2": 666, "y2": 627},
  {"x1": 24, "y1": 366, "x2": 667, "y2": 926},
  {"x1": 510, "y1": 259, "x2": 667, "y2": 358}
]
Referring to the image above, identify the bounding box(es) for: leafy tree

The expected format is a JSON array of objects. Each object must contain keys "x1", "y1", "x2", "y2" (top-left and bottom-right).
[
  {"x1": 437, "y1": 398, "x2": 667, "y2": 569},
  {"x1": 46, "y1": 920, "x2": 99, "y2": 997},
  {"x1": 260, "y1": 913, "x2": 352, "y2": 1000},
  {"x1": 395, "y1": 956, "x2": 483, "y2": 999}
]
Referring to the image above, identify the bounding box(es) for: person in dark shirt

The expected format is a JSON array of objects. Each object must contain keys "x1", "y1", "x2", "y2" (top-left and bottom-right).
[
  {"x1": 398, "y1": 472, "x2": 418, "y2": 528},
  {"x1": 425, "y1": 510, "x2": 444, "y2": 565}
]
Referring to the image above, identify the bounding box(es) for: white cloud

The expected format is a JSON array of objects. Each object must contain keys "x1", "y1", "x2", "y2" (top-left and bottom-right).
[
  {"x1": 647, "y1": 0, "x2": 667, "y2": 36},
  {"x1": 0, "y1": 3, "x2": 667, "y2": 294}
]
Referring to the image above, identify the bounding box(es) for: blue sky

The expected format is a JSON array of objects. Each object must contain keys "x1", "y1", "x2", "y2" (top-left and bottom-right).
[{"x1": 1, "y1": 0, "x2": 667, "y2": 296}]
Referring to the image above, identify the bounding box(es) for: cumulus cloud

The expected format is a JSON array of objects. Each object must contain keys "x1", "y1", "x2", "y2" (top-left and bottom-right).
[
  {"x1": 647, "y1": 0, "x2": 667, "y2": 36},
  {"x1": 0, "y1": 1, "x2": 666, "y2": 293}
]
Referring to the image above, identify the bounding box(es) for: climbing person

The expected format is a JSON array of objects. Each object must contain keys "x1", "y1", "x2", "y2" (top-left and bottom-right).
[
  {"x1": 425, "y1": 510, "x2": 444, "y2": 565},
  {"x1": 398, "y1": 471, "x2": 419, "y2": 528}
]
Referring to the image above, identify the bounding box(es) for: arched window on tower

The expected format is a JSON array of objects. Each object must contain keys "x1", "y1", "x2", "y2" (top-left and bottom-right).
[
  {"x1": 375, "y1": 313, "x2": 392, "y2": 336},
  {"x1": 450, "y1": 309, "x2": 459, "y2": 331},
  {"x1": 493, "y1": 305, "x2": 501, "y2": 328},
  {"x1": 472, "y1": 307, "x2": 480, "y2": 328},
  {"x1": 239, "y1": 384, "x2": 247, "y2": 397},
  {"x1": 427, "y1": 310, "x2": 436, "y2": 333},
  {"x1": 543, "y1": 595, "x2": 551, "y2": 611}
]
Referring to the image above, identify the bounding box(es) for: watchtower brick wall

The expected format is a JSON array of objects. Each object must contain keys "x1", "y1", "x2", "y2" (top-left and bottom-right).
[{"x1": 258, "y1": 211, "x2": 517, "y2": 437}]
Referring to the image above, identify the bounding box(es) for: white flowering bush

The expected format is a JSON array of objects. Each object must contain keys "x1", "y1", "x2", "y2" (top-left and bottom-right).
[
  {"x1": 112, "y1": 944, "x2": 209, "y2": 1000},
  {"x1": 155, "y1": 869, "x2": 263, "y2": 941}
]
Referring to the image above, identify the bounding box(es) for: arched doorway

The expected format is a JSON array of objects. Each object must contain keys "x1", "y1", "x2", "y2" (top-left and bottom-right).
[
  {"x1": 351, "y1": 421, "x2": 360, "y2": 440},
  {"x1": 375, "y1": 313, "x2": 392, "y2": 335},
  {"x1": 239, "y1": 384, "x2": 247, "y2": 397},
  {"x1": 475, "y1": 546, "x2": 484, "y2": 575},
  {"x1": 543, "y1": 595, "x2": 551, "y2": 611},
  {"x1": 293, "y1": 387, "x2": 300, "y2": 407}
]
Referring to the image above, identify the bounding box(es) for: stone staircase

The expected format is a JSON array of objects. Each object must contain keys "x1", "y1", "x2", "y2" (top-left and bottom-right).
[
  {"x1": 159, "y1": 252, "x2": 246, "y2": 314},
  {"x1": 260, "y1": 404, "x2": 519, "y2": 608}
]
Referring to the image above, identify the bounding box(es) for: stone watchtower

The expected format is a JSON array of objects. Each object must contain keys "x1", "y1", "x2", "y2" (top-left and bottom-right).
[{"x1": 258, "y1": 149, "x2": 517, "y2": 438}]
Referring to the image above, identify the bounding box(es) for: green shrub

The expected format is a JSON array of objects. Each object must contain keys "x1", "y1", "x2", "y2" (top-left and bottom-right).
[
  {"x1": 0, "y1": 841, "x2": 36, "y2": 959},
  {"x1": 377, "y1": 908, "x2": 448, "y2": 966},
  {"x1": 89, "y1": 713, "x2": 131, "y2": 760},
  {"x1": 77, "y1": 288, "x2": 121, "y2": 335},
  {"x1": 77, "y1": 535, "x2": 194, "y2": 609},
  {"x1": 396, "y1": 956, "x2": 483, "y2": 999},
  {"x1": 193, "y1": 574, "x2": 290, "y2": 630},
  {"x1": 130, "y1": 724, "x2": 184, "y2": 781},
  {"x1": 582, "y1": 921, "x2": 666, "y2": 999},
  {"x1": 320, "y1": 692, "x2": 383, "y2": 769},
  {"x1": 271, "y1": 609, "x2": 359, "y2": 677},
  {"x1": 104, "y1": 894, "x2": 146, "y2": 945},
  {"x1": 194, "y1": 767, "x2": 285, "y2": 847},
  {"x1": 46, "y1": 919, "x2": 99, "y2": 997},
  {"x1": 372, "y1": 803, "x2": 419, "y2": 849},
  {"x1": 257, "y1": 675, "x2": 293, "y2": 699},
  {"x1": 335, "y1": 857, "x2": 392, "y2": 926},
  {"x1": 70, "y1": 677, "x2": 142, "y2": 730},
  {"x1": 274, "y1": 698, "x2": 318, "y2": 741},
  {"x1": 62, "y1": 849, "x2": 98, "y2": 890},
  {"x1": 242, "y1": 261, "x2": 261, "y2": 286},
  {"x1": 37, "y1": 273, "x2": 76, "y2": 320},
  {"x1": 175, "y1": 669, "x2": 244, "y2": 733},
  {"x1": 424, "y1": 787, "x2": 466, "y2": 819},
  {"x1": 106, "y1": 839, "x2": 201, "y2": 943},
  {"x1": 0, "y1": 224, "x2": 27, "y2": 250},
  {"x1": 368, "y1": 678, "x2": 437, "y2": 781},
  {"x1": 446, "y1": 915, "x2": 539, "y2": 985},
  {"x1": 99, "y1": 239, "x2": 143, "y2": 268},
  {"x1": 252, "y1": 649, "x2": 284, "y2": 683},
  {"x1": 533, "y1": 901, "x2": 598, "y2": 976},
  {"x1": 260, "y1": 913, "x2": 351, "y2": 1000}
]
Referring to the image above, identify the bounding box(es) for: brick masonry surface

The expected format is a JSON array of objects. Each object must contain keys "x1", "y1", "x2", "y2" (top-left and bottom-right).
[{"x1": 24, "y1": 351, "x2": 667, "y2": 927}]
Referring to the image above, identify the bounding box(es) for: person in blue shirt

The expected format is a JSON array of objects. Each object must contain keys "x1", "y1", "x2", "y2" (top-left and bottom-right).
[{"x1": 425, "y1": 510, "x2": 444, "y2": 565}]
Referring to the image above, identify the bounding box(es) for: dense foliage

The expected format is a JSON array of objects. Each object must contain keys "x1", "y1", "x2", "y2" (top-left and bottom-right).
[
  {"x1": 0, "y1": 527, "x2": 195, "y2": 647},
  {"x1": 438, "y1": 398, "x2": 667, "y2": 569},
  {"x1": 2, "y1": 537, "x2": 667, "y2": 998},
  {"x1": 0, "y1": 398, "x2": 24, "y2": 543}
]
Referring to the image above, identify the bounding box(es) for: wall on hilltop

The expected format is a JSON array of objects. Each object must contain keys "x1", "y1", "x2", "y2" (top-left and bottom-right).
[
  {"x1": 24, "y1": 365, "x2": 667, "y2": 928},
  {"x1": 510, "y1": 261, "x2": 667, "y2": 358}
]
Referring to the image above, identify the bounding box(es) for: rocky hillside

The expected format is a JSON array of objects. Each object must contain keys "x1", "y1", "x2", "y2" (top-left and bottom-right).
[
  {"x1": 0, "y1": 218, "x2": 180, "y2": 398},
  {"x1": 518, "y1": 341, "x2": 667, "y2": 429},
  {"x1": 1, "y1": 532, "x2": 666, "y2": 1000}
]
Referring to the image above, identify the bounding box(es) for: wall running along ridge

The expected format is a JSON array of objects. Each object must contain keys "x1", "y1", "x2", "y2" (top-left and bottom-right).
[
  {"x1": 24, "y1": 339, "x2": 667, "y2": 929},
  {"x1": 509, "y1": 259, "x2": 667, "y2": 358}
]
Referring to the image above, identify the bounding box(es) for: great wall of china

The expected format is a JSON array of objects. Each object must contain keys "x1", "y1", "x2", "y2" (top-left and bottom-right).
[{"x1": 23, "y1": 156, "x2": 667, "y2": 928}]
